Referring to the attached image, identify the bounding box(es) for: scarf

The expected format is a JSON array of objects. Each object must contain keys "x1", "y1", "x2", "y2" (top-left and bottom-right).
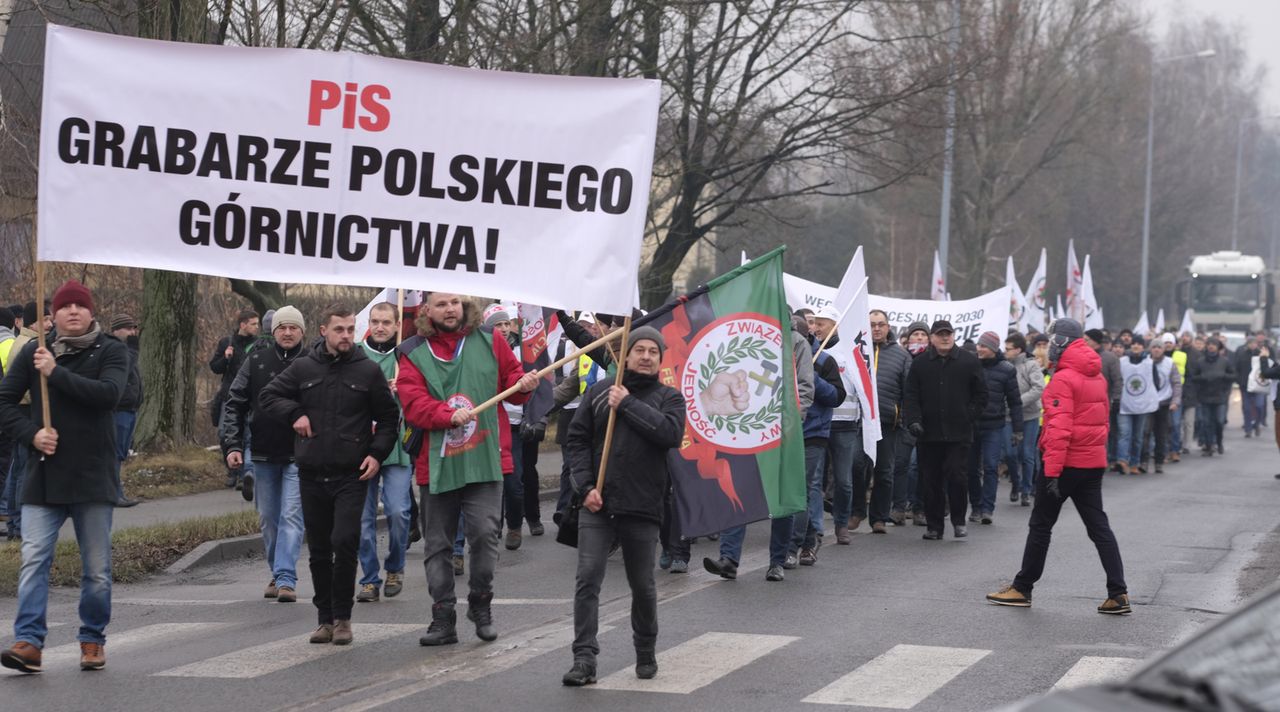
[
  {"x1": 51, "y1": 322, "x2": 102, "y2": 358},
  {"x1": 622, "y1": 370, "x2": 659, "y2": 392}
]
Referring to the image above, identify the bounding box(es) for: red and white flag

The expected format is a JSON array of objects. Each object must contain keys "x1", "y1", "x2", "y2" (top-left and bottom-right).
[
  {"x1": 829, "y1": 247, "x2": 881, "y2": 463},
  {"x1": 1066, "y1": 240, "x2": 1084, "y2": 322},
  {"x1": 931, "y1": 251, "x2": 947, "y2": 301}
]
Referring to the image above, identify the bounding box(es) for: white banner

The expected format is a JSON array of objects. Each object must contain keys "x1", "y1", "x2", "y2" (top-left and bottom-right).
[
  {"x1": 869, "y1": 288, "x2": 1011, "y2": 344},
  {"x1": 38, "y1": 25, "x2": 659, "y2": 314}
]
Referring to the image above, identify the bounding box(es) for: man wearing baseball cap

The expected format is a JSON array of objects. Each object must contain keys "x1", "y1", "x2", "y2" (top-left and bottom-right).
[{"x1": 903, "y1": 320, "x2": 987, "y2": 540}]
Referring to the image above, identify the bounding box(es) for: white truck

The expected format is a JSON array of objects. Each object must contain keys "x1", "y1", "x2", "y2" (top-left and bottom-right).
[{"x1": 1177, "y1": 251, "x2": 1272, "y2": 337}]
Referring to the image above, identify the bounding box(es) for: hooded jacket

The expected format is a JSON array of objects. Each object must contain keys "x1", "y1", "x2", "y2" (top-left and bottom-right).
[
  {"x1": 1040, "y1": 339, "x2": 1109, "y2": 477},
  {"x1": 1010, "y1": 352, "x2": 1045, "y2": 422},
  {"x1": 977, "y1": 349, "x2": 1023, "y2": 430},
  {"x1": 221, "y1": 340, "x2": 307, "y2": 462}
]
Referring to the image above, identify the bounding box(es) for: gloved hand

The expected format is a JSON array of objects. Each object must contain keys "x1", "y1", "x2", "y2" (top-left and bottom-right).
[
  {"x1": 908, "y1": 422, "x2": 924, "y2": 438},
  {"x1": 520, "y1": 420, "x2": 547, "y2": 443},
  {"x1": 1011, "y1": 432, "x2": 1023, "y2": 448},
  {"x1": 1045, "y1": 477, "x2": 1062, "y2": 500}
]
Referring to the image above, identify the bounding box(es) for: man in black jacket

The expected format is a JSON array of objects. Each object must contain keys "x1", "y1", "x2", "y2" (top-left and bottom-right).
[
  {"x1": 259, "y1": 305, "x2": 399, "y2": 647},
  {"x1": 108, "y1": 314, "x2": 143, "y2": 507},
  {"x1": 210, "y1": 309, "x2": 260, "y2": 489},
  {"x1": 561, "y1": 326, "x2": 686, "y2": 687},
  {"x1": 867, "y1": 310, "x2": 911, "y2": 531},
  {"x1": 221, "y1": 305, "x2": 307, "y2": 603},
  {"x1": 0, "y1": 281, "x2": 128, "y2": 674},
  {"x1": 904, "y1": 320, "x2": 988, "y2": 540},
  {"x1": 969, "y1": 331, "x2": 1022, "y2": 525}
]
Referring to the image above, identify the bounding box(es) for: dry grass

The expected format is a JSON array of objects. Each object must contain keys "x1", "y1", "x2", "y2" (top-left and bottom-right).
[
  {"x1": 0, "y1": 509, "x2": 260, "y2": 597},
  {"x1": 121, "y1": 446, "x2": 227, "y2": 500}
]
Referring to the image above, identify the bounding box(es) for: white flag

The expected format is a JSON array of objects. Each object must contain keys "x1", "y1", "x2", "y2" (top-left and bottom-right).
[
  {"x1": 1155, "y1": 308, "x2": 1166, "y2": 333},
  {"x1": 1066, "y1": 239, "x2": 1084, "y2": 322},
  {"x1": 1081, "y1": 256, "x2": 1104, "y2": 330},
  {"x1": 1007, "y1": 257, "x2": 1027, "y2": 333},
  {"x1": 1179, "y1": 309, "x2": 1195, "y2": 337},
  {"x1": 1134, "y1": 311, "x2": 1151, "y2": 336},
  {"x1": 1023, "y1": 248, "x2": 1048, "y2": 331},
  {"x1": 829, "y1": 248, "x2": 881, "y2": 463},
  {"x1": 931, "y1": 251, "x2": 947, "y2": 301}
]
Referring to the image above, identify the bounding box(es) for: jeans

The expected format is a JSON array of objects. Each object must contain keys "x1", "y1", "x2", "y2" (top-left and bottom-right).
[
  {"x1": 1198, "y1": 403, "x2": 1227, "y2": 449},
  {"x1": 891, "y1": 436, "x2": 918, "y2": 513},
  {"x1": 1140, "y1": 405, "x2": 1171, "y2": 465},
  {"x1": 1115, "y1": 413, "x2": 1149, "y2": 466},
  {"x1": 113, "y1": 410, "x2": 137, "y2": 499},
  {"x1": 1013, "y1": 467, "x2": 1126, "y2": 599},
  {"x1": 865, "y1": 429, "x2": 897, "y2": 524},
  {"x1": 917, "y1": 441, "x2": 970, "y2": 531},
  {"x1": 967, "y1": 428, "x2": 1004, "y2": 515},
  {"x1": 573, "y1": 511, "x2": 658, "y2": 665},
  {"x1": 358, "y1": 464, "x2": 412, "y2": 587},
  {"x1": 502, "y1": 443, "x2": 525, "y2": 531},
  {"x1": 1016, "y1": 420, "x2": 1041, "y2": 496},
  {"x1": 1169, "y1": 405, "x2": 1183, "y2": 454},
  {"x1": 790, "y1": 444, "x2": 828, "y2": 552},
  {"x1": 3, "y1": 444, "x2": 26, "y2": 536},
  {"x1": 828, "y1": 426, "x2": 862, "y2": 528},
  {"x1": 255, "y1": 461, "x2": 304, "y2": 589},
  {"x1": 422, "y1": 481, "x2": 501, "y2": 606},
  {"x1": 299, "y1": 476, "x2": 368, "y2": 625},
  {"x1": 718, "y1": 515, "x2": 793, "y2": 568},
  {"x1": 1106, "y1": 401, "x2": 1119, "y2": 463},
  {"x1": 15, "y1": 503, "x2": 114, "y2": 647},
  {"x1": 1244, "y1": 392, "x2": 1267, "y2": 433}
]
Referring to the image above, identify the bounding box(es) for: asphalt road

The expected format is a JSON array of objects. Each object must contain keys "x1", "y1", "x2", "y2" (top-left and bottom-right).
[{"x1": 4, "y1": 426, "x2": 1280, "y2": 712}]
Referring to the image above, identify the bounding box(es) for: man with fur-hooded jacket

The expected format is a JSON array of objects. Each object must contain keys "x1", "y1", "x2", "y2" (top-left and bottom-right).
[{"x1": 396, "y1": 293, "x2": 540, "y2": 647}]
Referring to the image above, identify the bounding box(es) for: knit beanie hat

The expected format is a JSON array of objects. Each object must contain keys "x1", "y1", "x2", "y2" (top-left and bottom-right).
[
  {"x1": 52, "y1": 280, "x2": 94, "y2": 314},
  {"x1": 906, "y1": 321, "x2": 930, "y2": 337},
  {"x1": 977, "y1": 331, "x2": 1002, "y2": 353},
  {"x1": 272, "y1": 305, "x2": 305, "y2": 333},
  {"x1": 483, "y1": 303, "x2": 511, "y2": 328},
  {"x1": 109, "y1": 314, "x2": 137, "y2": 331},
  {"x1": 628, "y1": 325, "x2": 665, "y2": 356},
  {"x1": 261, "y1": 309, "x2": 276, "y2": 334}
]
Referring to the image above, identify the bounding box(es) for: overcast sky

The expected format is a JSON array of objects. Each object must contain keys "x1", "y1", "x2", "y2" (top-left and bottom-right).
[{"x1": 1147, "y1": 0, "x2": 1280, "y2": 112}]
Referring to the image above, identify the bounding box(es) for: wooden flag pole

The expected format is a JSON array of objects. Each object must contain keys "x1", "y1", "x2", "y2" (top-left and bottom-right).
[
  {"x1": 32, "y1": 222, "x2": 52, "y2": 430},
  {"x1": 394, "y1": 288, "x2": 405, "y2": 378},
  {"x1": 594, "y1": 315, "x2": 631, "y2": 491},
  {"x1": 468, "y1": 324, "x2": 628, "y2": 417}
]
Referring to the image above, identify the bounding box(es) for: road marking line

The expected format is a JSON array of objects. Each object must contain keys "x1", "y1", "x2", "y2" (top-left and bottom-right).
[
  {"x1": 803, "y1": 644, "x2": 991, "y2": 709},
  {"x1": 1052, "y1": 656, "x2": 1142, "y2": 690},
  {"x1": 488, "y1": 598, "x2": 572, "y2": 606},
  {"x1": 594, "y1": 631, "x2": 798, "y2": 694},
  {"x1": 116, "y1": 598, "x2": 244, "y2": 606},
  {"x1": 154, "y1": 624, "x2": 420, "y2": 679},
  {"x1": 43, "y1": 623, "x2": 234, "y2": 666}
]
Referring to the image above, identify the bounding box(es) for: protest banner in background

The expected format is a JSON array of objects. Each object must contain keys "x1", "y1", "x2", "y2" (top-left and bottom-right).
[
  {"x1": 868, "y1": 288, "x2": 1011, "y2": 344},
  {"x1": 38, "y1": 25, "x2": 658, "y2": 314}
]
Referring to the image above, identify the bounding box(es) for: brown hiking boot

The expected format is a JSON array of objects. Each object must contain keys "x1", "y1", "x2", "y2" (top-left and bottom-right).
[
  {"x1": 309, "y1": 624, "x2": 334, "y2": 644},
  {"x1": 504, "y1": 529, "x2": 522, "y2": 551},
  {"x1": 332, "y1": 620, "x2": 353, "y2": 646},
  {"x1": 264, "y1": 579, "x2": 278, "y2": 598},
  {"x1": 1098, "y1": 594, "x2": 1132, "y2": 615},
  {"x1": 276, "y1": 587, "x2": 297, "y2": 603},
  {"x1": 871, "y1": 522, "x2": 887, "y2": 534},
  {"x1": 835, "y1": 526, "x2": 851, "y2": 545},
  {"x1": 848, "y1": 516, "x2": 863, "y2": 532},
  {"x1": 1, "y1": 641, "x2": 42, "y2": 673},
  {"x1": 79, "y1": 642, "x2": 105, "y2": 670}
]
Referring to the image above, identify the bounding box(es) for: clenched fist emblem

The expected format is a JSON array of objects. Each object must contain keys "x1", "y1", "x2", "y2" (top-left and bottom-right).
[{"x1": 702, "y1": 370, "x2": 750, "y2": 416}]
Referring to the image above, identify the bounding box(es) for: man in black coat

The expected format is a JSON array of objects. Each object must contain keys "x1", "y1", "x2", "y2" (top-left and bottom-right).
[
  {"x1": 903, "y1": 320, "x2": 988, "y2": 540},
  {"x1": 969, "y1": 331, "x2": 1022, "y2": 524},
  {"x1": 561, "y1": 326, "x2": 686, "y2": 687},
  {"x1": 210, "y1": 308, "x2": 261, "y2": 489},
  {"x1": 108, "y1": 314, "x2": 143, "y2": 507},
  {"x1": 259, "y1": 305, "x2": 399, "y2": 647},
  {"x1": 0, "y1": 281, "x2": 128, "y2": 674}
]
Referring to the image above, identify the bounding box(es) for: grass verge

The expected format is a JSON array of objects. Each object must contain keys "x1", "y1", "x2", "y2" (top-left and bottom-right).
[
  {"x1": 121, "y1": 446, "x2": 227, "y2": 500},
  {"x1": 0, "y1": 509, "x2": 260, "y2": 597}
]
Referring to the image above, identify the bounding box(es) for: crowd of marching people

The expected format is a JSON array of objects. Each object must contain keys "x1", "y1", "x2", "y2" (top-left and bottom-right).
[{"x1": 2, "y1": 282, "x2": 1278, "y2": 679}]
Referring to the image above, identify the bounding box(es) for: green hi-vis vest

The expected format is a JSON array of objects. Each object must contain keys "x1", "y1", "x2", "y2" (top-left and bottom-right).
[
  {"x1": 406, "y1": 330, "x2": 501, "y2": 495},
  {"x1": 357, "y1": 343, "x2": 411, "y2": 468}
]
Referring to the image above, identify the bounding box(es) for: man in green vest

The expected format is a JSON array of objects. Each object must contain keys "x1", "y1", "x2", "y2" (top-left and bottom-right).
[
  {"x1": 398, "y1": 293, "x2": 540, "y2": 646},
  {"x1": 355, "y1": 302, "x2": 414, "y2": 603}
]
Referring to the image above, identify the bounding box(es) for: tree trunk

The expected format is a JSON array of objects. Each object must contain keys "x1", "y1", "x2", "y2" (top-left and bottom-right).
[
  {"x1": 228, "y1": 279, "x2": 286, "y2": 316},
  {"x1": 134, "y1": 269, "x2": 199, "y2": 451}
]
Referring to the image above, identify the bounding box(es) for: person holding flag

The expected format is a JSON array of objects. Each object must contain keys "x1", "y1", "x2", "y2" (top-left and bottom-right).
[
  {"x1": 810, "y1": 306, "x2": 865, "y2": 544},
  {"x1": 561, "y1": 327, "x2": 686, "y2": 686},
  {"x1": 398, "y1": 293, "x2": 540, "y2": 647}
]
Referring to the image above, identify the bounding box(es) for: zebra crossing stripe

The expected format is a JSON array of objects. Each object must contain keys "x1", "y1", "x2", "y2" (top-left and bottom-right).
[
  {"x1": 803, "y1": 644, "x2": 991, "y2": 709},
  {"x1": 42, "y1": 623, "x2": 234, "y2": 667},
  {"x1": 1052, "y1": 656, "x2": 1142, "y2": 690},
  {"x1": 593, "y1": 632, "x2": 799, "y2": 694},
  {"x1": 153, "y1": 624, "x2": 420, "y2": 679}
]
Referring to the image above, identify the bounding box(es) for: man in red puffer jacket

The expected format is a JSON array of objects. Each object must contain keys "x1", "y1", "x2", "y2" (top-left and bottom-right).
[{"x1": 986, "y1": 318, "x2": 1130, "y2": 615}]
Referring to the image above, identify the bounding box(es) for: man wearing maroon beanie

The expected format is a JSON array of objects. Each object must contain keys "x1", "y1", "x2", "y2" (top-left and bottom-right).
[{"x1": 0, "y1": 280, "x2": 129, "y2": 673}]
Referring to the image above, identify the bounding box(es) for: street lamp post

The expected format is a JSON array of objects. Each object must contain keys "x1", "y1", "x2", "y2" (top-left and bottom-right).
[
  {"x1": 1139, "y1": 48, "x2": 1215, "y2": 317},
  {"x1": 1231, "y1": 115, "x2": 1280, "y2": 251}
]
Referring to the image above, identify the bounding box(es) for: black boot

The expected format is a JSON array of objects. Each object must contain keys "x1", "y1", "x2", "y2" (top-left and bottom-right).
[
  {"x1": 419, "y1": 603, "x2": 458, "y2": 646},
  {"x1": 636, "y1": 650, "x2": 658, "y2": 679},
  {"x1": 467, "y1": 592, "x2": 498, "y2": 642},
  {"x1": 562, "y1": 661, "x2": 597, "y2": 686}
]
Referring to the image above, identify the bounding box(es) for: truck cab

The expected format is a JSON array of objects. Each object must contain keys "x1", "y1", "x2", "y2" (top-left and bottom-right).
[{"x1": 1177, "y1": 251, "x2": 1272, "y2": 333}]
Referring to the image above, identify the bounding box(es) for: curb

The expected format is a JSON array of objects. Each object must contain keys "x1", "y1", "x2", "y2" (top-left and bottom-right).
[{"x1": 167, "y1": 485, "x2": 561, "y2": 575}]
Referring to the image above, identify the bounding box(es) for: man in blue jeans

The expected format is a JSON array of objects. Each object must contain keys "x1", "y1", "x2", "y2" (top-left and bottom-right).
[
  {"x1": 221, "y1": 305, "x2": 308, "y2": 603},
  {"x1": 969, "y1": 332, "x2": 1022, "y2": 524},
  {"x1": 788, "y1": 319, "x2": 846, "y2": 567},
  {"x1": 108, "y1": 314, "x2": 143, "y2": 507},
  {"x1": 0, "y1": 280, "x2": 129, "y2": 673},
  {"x1": 356, "y1": 302, "x2": 414, "y2": 602},
  {"x1": 809, "y1": 307, "x2": 864, "y2": 544}
]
